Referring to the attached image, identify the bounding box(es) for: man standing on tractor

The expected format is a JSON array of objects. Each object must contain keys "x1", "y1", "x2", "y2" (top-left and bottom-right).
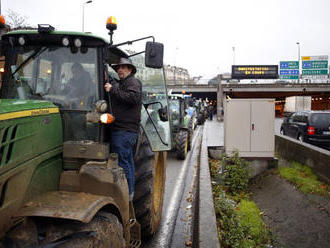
[{"x1": 104, "y1": 58, "x2": 142, "y2": 201}]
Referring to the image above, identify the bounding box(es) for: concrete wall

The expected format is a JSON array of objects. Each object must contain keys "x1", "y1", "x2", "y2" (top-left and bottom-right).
[{"x1": 275, "y1": 135, "x2": 330, "y2": 184}]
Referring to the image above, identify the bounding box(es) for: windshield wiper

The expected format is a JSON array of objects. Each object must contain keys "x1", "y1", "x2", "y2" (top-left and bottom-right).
[{"x1": 11, "y1": 47, "x2": 48, "y2": 77}]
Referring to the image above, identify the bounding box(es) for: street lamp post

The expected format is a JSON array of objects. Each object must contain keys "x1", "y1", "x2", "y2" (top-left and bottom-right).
[
  {"x1": 296, "y1": 42, "x2": 300, "y2": 83},
  {"x1": 82, "y1": 0, "x2": 92, "y2": 32},
  {"x1": 232, "y1": 46, "x2": 235, "y2": 65}
]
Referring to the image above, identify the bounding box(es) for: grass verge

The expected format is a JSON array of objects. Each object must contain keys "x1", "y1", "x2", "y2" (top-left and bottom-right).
[
  {"x1": 278, "y1": 161, "x2": 330, "y2": 197},
  {"x1": 210, "y1": 152, "x2": 272, "y2": 248}
]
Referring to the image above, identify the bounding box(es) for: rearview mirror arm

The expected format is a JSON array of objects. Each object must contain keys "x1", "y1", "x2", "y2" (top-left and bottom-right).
[{"x1": 113, "y1": 36, "x2": 155, "y2": 48}]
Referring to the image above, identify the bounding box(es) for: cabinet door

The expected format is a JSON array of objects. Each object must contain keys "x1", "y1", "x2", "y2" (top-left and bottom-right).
[
  {"x1": 225, "y1": 100, "x2": 251, "y2": 153},
  {"x1": 251, "y1": 100, "x2": 274, "y2": 152}
]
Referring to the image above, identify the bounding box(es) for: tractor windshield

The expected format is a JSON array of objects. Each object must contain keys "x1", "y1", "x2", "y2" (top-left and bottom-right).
[
  {"x1": 1, "y1": 45, "x2": 99, "y2": 141},
  {"x1": 169, "y1": 99, "x2": 180, "y2": 127},
  {"x1": 4, "y1": 45, "x2": 98, "y2": 110}
]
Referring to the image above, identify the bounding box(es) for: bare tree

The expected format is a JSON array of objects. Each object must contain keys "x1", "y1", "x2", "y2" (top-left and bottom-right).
[{"x1": 5, "y1": 9, "x2": 30, "y2": 29}]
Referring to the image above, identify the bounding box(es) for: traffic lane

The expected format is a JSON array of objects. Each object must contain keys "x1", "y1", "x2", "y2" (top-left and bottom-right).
[
  {"x1": 163, "y1": 152, "x2": 188, "y2": 211},
  {"x1": 275, "y1": 118, "x2": 330, "y2": 151},
  {"x1": 142, "y1": 152, "x2": 183, "y2": 248},
  {"x1": 142, "y1": 126, "x2": 202, "y2": 247},
  {"x1": 170, "y1": 127, "x2": 202, "y2": 247}
]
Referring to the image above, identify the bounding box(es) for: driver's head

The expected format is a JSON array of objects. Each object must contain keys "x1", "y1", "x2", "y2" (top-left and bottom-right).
[{"x1": 71, "y1": 63, "x2": 84, "y2": 77}]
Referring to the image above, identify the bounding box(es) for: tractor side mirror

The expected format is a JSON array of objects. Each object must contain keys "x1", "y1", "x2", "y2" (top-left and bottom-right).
[{"x1": 145, "y1": 41, "x2": 164, "y2": 69}]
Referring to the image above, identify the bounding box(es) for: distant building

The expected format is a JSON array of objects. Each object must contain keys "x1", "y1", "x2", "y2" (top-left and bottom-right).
[
  {"x1": 127, "y1": 50, "x2": 158, "y2": 81},
  {"x1": 164, "y1": 65, "x2": 190, "y2": 85},
  {"x1": 125, "y1": 50, "x2": 192, "y2": 85}
]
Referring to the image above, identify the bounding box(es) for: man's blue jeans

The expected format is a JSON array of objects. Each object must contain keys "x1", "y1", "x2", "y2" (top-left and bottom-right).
[{"x1": 111, "y1": 130, "x2": 138, "y2": 200}]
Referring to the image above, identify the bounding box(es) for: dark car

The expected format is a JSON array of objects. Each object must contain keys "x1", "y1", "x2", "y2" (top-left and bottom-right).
[{"x1": 280, "y1": 111, "x2": 330, "y2": 149}]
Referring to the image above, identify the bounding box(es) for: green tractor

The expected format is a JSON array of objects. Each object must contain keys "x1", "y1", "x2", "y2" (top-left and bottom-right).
[
  {"x1": 195, "y1": 99, "x2": 208, "y2": 125},
  {"x1": 0, "y1": 18, "x2": 171, "y2": 248},
  {"x1": 168, "y1": 94, "x2": 193, "y2": 160}
]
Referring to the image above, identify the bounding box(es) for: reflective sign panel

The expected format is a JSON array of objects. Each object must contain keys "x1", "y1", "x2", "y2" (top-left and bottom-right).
[{"x1": 232, "y1": 65, "x2": 278, "y2": 79}]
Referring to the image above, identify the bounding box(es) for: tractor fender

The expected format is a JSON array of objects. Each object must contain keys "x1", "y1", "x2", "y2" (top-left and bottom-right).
[{"x1": 17, "y1": 191, "x2": 121, "y2": 224}]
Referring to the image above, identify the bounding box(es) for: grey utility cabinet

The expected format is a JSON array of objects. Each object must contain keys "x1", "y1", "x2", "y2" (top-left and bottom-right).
[{"x1": 224, "y1": 99, "x2": 275, "y2": 158}]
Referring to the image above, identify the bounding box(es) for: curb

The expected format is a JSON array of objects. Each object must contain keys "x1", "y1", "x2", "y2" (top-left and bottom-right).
[{"x1": 198, "y1": 125, "x2": 220, "y2": 248}]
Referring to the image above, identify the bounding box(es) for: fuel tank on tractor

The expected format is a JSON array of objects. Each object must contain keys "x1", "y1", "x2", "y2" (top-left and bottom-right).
[{"x1": 0, "y1": 99, "x2": 63, "y2": 235}]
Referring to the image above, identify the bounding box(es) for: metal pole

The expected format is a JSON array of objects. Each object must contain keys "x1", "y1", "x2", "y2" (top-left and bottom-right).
[
  {"x1": 82, "y1": 0, "x2": 92, "y2": 32},
  {"x1": 82, "y1": 4, "x2": 85, "y2": 32},
  {"x1": 297, "y1": 42, "x2": 300, "y2": 83},
  {"x1": 232, "y1": 46, "x2": 235, "y2": 65}
]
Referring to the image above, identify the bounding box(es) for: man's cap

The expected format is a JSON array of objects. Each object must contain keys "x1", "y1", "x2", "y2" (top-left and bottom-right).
[{"x1": 111, "y1": 58, "x2": 137, "y2": 74}]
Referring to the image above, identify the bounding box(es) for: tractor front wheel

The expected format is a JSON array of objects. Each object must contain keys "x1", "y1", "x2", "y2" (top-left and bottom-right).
[
  {"x1": 176, "y1": 130, "x2": 188, "y2": 160},
  {"x1": 134, "y1": 131, "x2": 167, "y2": 238}
]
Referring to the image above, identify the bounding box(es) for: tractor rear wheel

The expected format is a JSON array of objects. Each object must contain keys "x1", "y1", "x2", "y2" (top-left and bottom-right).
[
  {"x1": 176, "y1": 130, "x2": 188, "y2": 160},
  {"x1": 134, "y1": 131, "x2": 166, "y2": 238},
  {"x1": 3, "y1": 212, "x2": 125, "y2": 248},
  {"x1": 56, "y1": 212, "x2": 125, "y2": 248}
]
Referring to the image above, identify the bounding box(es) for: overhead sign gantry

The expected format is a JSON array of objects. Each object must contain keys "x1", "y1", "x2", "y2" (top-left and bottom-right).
[{"x1": 232, "y1": 65, "x2": 278, "y2": 79}]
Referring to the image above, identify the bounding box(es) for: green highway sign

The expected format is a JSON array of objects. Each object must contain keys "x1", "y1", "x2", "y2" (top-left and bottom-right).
[
  {"x1": 302, "y1": 60, "x2": 328, "y2": 69},
  {"x1": 302, "y1": 69, "x2": 328, "y2": 75},
  {"x1": 280, "y1": 61, "x2": 299, "y2": 69},
  {"x1": 280, "y1": 75, "x2": 299, "y2": 80}
]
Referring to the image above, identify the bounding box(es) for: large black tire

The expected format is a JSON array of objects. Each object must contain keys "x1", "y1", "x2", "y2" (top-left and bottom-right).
[
  {"x1": 187, "y1": 120, "x2": 193, "y2": 151},
  {"x1": 134, "y1": 131, "x2": 166, "y2": 238},
  {"x1": 3, "y1": 212, "x2": 125, "y2": 248},
  {"x1": 197, "y1": 113, "x2": 205, "y2": 125},
  {"x1": 176, "y1": 130, "x2": 188, "y2": 160}
]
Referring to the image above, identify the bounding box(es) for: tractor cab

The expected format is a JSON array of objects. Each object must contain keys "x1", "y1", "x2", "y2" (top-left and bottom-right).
[{"x1": 0, "y1": 24, "x2": 171, "y2": 152}]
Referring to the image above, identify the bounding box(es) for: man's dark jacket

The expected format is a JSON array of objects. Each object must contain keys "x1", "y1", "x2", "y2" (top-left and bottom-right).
[{"x1": 110, "y1": 74, "x2": 142, "y2": 133}]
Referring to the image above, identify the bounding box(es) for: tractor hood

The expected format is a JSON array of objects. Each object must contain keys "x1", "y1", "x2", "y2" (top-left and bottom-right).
[{"x1": 0, "y1": 99, "x2": 59, "y2": 120}]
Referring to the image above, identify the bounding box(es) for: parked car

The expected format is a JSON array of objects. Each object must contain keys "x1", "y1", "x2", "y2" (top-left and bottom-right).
[{"x1": 280, "y1": 111, "x2": 330, "y2": 150}]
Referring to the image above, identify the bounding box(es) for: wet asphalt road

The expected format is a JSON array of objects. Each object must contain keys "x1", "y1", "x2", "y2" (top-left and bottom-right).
[{"x1": 142, "y1": 126, "x2": 202, "y2": 248}]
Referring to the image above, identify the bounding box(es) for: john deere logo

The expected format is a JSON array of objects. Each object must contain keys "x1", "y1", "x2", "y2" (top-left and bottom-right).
[{"x1": 31, "y1": 109, "x2": 50, "y2": 116}]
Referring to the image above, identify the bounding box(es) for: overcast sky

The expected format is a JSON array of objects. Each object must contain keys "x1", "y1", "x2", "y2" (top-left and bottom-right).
[{"x1": 2, "y1": 0, "x2": 330, "y2": 79}]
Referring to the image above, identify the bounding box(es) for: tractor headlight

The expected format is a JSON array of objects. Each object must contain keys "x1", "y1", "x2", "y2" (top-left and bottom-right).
[
  {"x1": 18, "y1": 36, "x2": 26, "y2": 46},
  {"x1": 62, "y1": 37, "x2": 70, "y2": 46},
  {"x1": 74, "y1": 38, "x2": 82, "y2": 48}
]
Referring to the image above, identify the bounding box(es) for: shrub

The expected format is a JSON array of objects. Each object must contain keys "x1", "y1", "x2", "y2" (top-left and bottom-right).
[
  {"x1": 214, "y1": 192, "x2": 249, "y2": 248},
  {"x1": 221, "y1": 151, "x2": 251, "y2": 195},
  {"x1": 210, "y1": 153, "x2": 270, "y2": 248}
]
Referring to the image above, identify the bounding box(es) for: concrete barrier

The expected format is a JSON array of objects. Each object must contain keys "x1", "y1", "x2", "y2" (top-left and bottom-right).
[{"x1": 275, "y1": 134, "x2": 330, "y2": 184}]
